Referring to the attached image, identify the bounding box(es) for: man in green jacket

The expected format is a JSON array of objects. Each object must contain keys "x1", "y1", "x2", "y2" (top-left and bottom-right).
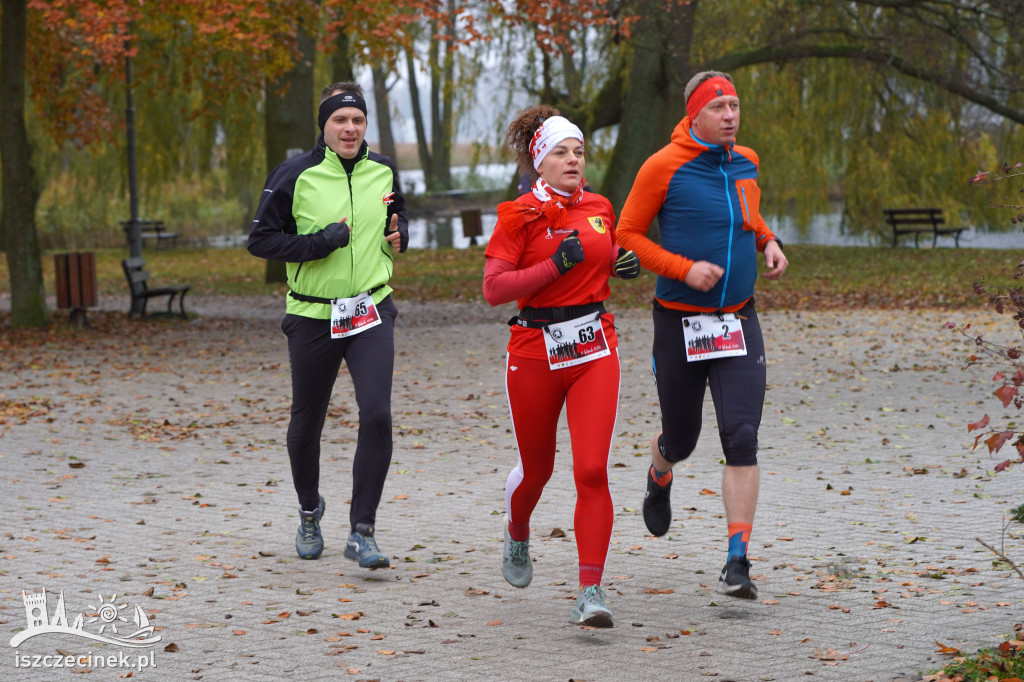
[{"x1": 248, "y1": 81, "x2": 407, "y2": 568}]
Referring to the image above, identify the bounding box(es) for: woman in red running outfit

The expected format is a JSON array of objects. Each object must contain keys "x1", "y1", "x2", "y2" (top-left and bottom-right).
[{"x1": 482, "y1": 105, "x2": 640, "y2": 627}]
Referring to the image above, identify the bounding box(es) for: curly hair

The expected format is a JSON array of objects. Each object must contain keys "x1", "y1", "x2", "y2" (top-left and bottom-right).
[{"x1": 504, "y1": 104, "x2": 562, "y2": 179}]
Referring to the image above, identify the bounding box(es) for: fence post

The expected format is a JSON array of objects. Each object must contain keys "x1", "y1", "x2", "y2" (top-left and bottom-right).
[
  {"x1": 460, "y1": 209, "x2": 483, "y2": 246},
  {"x1": 54, "y1": 252, "x2": 97, "y2": 327}
]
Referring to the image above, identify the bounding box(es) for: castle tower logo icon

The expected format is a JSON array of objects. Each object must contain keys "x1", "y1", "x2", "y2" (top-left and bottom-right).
[{"x1": 10, "y1": 590, "x2": 161, "y2": 649}]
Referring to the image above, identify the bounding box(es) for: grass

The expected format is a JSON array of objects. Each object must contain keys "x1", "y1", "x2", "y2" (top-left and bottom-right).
[
  {"x1": 923, "y1": 630, "x2": 1024, "y2": 681},
  {"x1": 3, "y1": 244, "x2": 1021, "y2": 310}
]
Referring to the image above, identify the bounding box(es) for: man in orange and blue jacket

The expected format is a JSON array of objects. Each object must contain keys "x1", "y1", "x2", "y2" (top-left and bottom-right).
[{"x1": 617, "y1": 70, "x2": 789, "y2": 601}]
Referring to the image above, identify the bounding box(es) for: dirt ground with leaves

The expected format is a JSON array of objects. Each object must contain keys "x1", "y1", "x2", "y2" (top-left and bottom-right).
[{"x1": 1, "y1": 295, "x2": 1022, "y2": 681}]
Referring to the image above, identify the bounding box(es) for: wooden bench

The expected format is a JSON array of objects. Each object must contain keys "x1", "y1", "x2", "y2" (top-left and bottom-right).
[
  {"x1": 122, "y1": 219, "x2": 179, "y2": 249},
  {"x1": 884, "y1": 208, "x2": 967, "y2": 248},
  {"x1": 121, "y1": 257, "x2": 190, "y2": 319}
]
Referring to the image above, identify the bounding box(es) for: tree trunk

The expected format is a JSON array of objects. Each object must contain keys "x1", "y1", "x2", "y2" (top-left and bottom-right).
[
  {"x1": 600, "y1": 0, "x2": 696, "y2": 214},
  {"x1": 600, "y1": 0, "x2": 695, "y2": 213},
  {"x1": 427, "y1": 3, "x2": 455, "y2": 190},
  {"x1": 332, "y1": 29, "x2": 354, "y2": 82},
  {"x1": 1, "y1": 0, "x2": 48, "y2": 327},
  {"x1": 406, "y1": 45, "x2": 433, "y2": 190},
  {"x1": 371, "y1": 61, "x2": 400, "y2": 191},
  {"x1": 262, "y1": 15, "x2": 315, "y2": 284}
]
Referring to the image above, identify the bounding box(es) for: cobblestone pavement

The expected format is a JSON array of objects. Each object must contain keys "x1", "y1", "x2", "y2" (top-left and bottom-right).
[{"x1": 1, "y1": 297, "x2": 1021, "y2": 681}]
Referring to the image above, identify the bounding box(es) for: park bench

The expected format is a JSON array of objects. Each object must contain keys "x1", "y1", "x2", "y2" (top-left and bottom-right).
[
  {"x1": 121, "y1": 257, "x2": 190, "y2": 319},
  {"x1": 121, "y1": 219, "x2": 179, "y2": 249},
  {"x1": 884, "y1": 208, "x2": 967, "y2": 248}
]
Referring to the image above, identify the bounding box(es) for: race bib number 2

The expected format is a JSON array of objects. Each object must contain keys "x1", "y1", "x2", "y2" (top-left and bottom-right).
[
  {"x1": 682, "y1": 313, "x2": 747, "y2": 362},
  {"x1": 330, "y1": 291, "x2": 382, "y2": 339}
]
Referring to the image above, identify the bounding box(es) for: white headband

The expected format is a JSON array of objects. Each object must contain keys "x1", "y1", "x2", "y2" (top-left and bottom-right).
[{"x1": 529, "y1": 116, "x2": 584, "y2": 170}]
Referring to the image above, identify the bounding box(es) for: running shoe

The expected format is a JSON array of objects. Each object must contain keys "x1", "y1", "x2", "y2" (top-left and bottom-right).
[
  {"x1": 501, "y1": 522, "x2": 532, "y2": 588},
  {"x1": 295, "y1": 496, "x2": 325, "y2": 560},
  {"x1": 642, "y1": 434, "x2": 673, "y2": 536},
  {"x1": 569, "y1": 585, "x2": 613, "y2": 628},
  {"x1": 344, "y1": 523, "x2": 390, "y2": 569},
  {"x1": 715, "y1": 556, "x2": 758, "y2": 600}
]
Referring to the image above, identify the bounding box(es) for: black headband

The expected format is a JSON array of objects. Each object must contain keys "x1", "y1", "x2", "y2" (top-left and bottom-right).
[{"x1": 318, "y1": 92, "x2": 367, "y2": 132}]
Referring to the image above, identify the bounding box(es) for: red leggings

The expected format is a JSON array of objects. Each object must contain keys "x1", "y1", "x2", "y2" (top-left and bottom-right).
[{"x1": 504, "y1": 350, "x2": 619, "y2": 586}]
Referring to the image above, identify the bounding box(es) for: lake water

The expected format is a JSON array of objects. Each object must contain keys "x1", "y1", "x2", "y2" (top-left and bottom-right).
[
  {"x1": 401, "y1": 165, "x2": 1024, "y2": 249},
  {"x1": 214, "y1": 211, "x2": 1022, "y2": 250},
  {"x1": 215, "y1": 163, "x2": 1024, "y2": 250},
  {"x1": 405, "y1": 210, "x2": 1024, "y2": 250}
]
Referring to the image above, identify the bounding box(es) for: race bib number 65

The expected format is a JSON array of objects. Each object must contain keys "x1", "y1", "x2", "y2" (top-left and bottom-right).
[{"x1": 330, "y1": 291, "x2": 382, "y2": 339}]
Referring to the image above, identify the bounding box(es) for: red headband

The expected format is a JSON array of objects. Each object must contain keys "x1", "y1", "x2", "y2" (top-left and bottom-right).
[{"x1": 686, "y1": 77, "x2": 738, "y2": 122}]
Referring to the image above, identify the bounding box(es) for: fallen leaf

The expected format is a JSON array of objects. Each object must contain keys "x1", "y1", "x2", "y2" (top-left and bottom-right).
[
  {"x1": 486, "y1": 620, "x2": 502, "y2": 626},
  {"x1": 812, "y1": 647, "x2": 849, "y2": 662},
  {"x1": 934, "y1": 641, "x2": 961, "y2": 654}
]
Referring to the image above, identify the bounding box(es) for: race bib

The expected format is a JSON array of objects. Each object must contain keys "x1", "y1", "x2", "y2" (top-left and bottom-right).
[
  {"x1": 543, "y1": 312, "x2": 611, "y2": 370},
  {"x1": 330, "y1": 291, "x2": 382, "y2": 339},
  {"x1": 682, "y1": 313, "x2": 747, "y2": 362}
]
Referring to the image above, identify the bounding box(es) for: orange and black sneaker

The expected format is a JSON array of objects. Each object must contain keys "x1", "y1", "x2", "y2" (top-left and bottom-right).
[{"x1": 642, "y1": 434, "x2": 673, "y2": 536}]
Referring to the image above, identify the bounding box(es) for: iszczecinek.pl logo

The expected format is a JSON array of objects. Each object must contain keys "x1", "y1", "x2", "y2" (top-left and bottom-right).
[{"x1": 10, "y1": 590, "x2": 161, "y2": 648}]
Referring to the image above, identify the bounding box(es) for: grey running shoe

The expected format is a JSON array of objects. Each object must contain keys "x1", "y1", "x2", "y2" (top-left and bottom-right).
[
  {"x1": 569, "y1": 585, "x2": 613, "y2": 628},
  {"x1": 295, "y1": 496, "x2": 325, "y2": 560},
  {"x1": 715, "y1": 556, "x2": 758, "y2": 600},
  {"x1": 642, "y1": 434, "x2": 673, "y2": 536},
  {"x1": 501, "y1": 522, "x2": 532, "y2": 588},
  {"x1": 344, "y1": 523, "x2": 390, "y2": 569}
]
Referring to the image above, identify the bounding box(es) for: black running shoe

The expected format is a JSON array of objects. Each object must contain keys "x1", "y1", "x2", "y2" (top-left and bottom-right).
[
  {"x1": 643, "y1": 465, "x2": 673, "y2": 536},
  {"x1": 643, "y1": 433, "x2": 673, "y2": 536},
  {"x1": 715, "y1": 556, "x2": 758, "y2": 600}
]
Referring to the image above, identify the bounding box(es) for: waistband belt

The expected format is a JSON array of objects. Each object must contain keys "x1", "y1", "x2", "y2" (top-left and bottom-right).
[{"x1": 508, "y1": 301, "x2": 607, "y2": 329}]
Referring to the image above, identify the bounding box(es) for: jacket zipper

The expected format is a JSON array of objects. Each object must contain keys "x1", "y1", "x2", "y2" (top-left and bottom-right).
[
  {"x1": 345, "y1": 166, "x2": 356, "y2": 284},
  {"x1": 718, "y1": 153, "x2": 735, "y2": 310}
]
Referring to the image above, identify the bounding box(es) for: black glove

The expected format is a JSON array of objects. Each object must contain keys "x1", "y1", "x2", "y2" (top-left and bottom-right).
[
  {"x1": 614, "y1": 247, "x2": 640, "y2": 279},
  {"x1": 551, "y1": 230, "x2": 584, "y2": 275},
  {"x1": 321, "y1": 220, "x2": 350, "y2": 250}
]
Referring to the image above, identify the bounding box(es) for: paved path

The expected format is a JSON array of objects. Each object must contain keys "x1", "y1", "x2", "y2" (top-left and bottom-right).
[{"x1": 1, "y1": 298, "x2": 1021, "y2": 681}]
